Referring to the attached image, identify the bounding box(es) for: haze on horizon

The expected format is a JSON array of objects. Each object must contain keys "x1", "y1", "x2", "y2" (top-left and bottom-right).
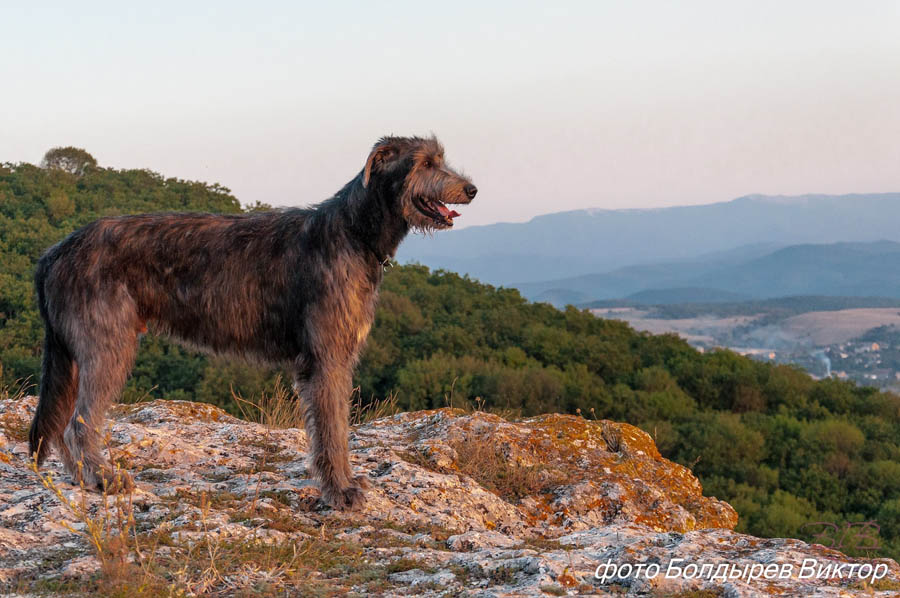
[{"x1": 2, "y1": 0, "x2": 899, "y2": 227}]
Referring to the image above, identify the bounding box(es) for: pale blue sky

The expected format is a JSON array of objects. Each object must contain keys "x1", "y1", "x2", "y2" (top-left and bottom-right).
[{"x1": 2, "y1": 1, "x2": 898, "y2": 226}]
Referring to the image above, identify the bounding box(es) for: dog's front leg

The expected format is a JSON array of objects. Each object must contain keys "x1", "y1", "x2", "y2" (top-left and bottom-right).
[{"x1": 295, "y1": 363, "x2": 368, "y2": 510}]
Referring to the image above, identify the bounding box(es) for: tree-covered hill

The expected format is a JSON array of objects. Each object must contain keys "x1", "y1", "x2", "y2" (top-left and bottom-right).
[{"x1": 2, "y1": 154, "x2": 899, "y2": 560}]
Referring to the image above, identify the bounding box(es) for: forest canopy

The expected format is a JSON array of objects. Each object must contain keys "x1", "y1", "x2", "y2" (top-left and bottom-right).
[{"x1": 1, "y1": 154, "x2": 899, "y2": 559}]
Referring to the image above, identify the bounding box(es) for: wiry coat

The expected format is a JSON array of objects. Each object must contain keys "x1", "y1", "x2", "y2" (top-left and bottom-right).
[{"x1": 28, "y1": 136, "x2": 476, "y2": 509}]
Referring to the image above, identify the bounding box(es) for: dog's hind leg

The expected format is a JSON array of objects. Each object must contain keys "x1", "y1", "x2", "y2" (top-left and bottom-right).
[
  {"x1": 28, "y1": 327, "x2": 78, "y2": 467},
  {"x1": 62, "y1": 290, "x2": 139, "y2": 493},
  {"x1": 29, "y1": 255, "x2": 79, "y2": 468}
]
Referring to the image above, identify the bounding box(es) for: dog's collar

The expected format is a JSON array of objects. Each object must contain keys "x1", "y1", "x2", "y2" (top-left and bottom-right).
[{"x1": 358, "y1": 238, "x2": 394, "y2": 273}]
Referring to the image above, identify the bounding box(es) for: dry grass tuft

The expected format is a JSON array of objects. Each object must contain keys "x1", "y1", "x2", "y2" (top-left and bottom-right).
[
  {"x1": 232, "y1": 376, "x2": 303, "y2": 430},
  {"x1": 0, "y1": 374, "x2": 32, "y2": 402},
  {"x1": 449, "y1": 436, "x2": 564, "y2": 502},
  {"x1": 351, "y1": 388, "x2": 401, "y2": 425},
  {"x1": 440, "y1": 378, "x2": 520, "y2": 420},
  {"x1": 233, "y1": 378, "x2": 401, "y2": 430}
]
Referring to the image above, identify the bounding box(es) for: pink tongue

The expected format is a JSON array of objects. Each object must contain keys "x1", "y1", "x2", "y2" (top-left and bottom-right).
[{"x1": 437, "y1": 204, "x2": 461, "y2": 219}]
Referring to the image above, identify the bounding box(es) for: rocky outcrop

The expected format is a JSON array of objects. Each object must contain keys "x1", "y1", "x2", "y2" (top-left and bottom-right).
[{"x1": 0, "y1": 396, "x2": 897, "y2": 596}]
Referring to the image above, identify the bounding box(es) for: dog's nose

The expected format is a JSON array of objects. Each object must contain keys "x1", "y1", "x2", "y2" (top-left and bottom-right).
[{"x1": 464, "y1": 184, "x2": 478, "y2": 200}]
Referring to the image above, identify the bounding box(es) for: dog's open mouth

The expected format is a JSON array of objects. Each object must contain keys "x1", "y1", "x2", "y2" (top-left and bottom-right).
[{"x1": 416, "y1": 198, "x2": 461, "y2": 227}]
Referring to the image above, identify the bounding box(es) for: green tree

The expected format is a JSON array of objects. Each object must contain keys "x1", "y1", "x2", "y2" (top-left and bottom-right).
[{"x1": 40, "y1": 146, "x2": 97, "y2": 175}]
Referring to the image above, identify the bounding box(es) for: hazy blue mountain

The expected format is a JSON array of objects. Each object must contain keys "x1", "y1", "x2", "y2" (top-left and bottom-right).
[
  {"x1": 398, "y1": 193, "x2": 900, "y2": 285},
  {"x1": 522, "y1": 240, "x2": 900, "y2": 306},
  {"x1": 624, "y1": 287, "x2": 750, "y2": 305},
  {"x1": 693, "y1": 240, "x2": 900, "y2": 298},
  {"x1": 514, "y1": 242, "x2": 784, "y2": 301},
  {"x1": 531, "y1": 288, "x2": 595, "y2": 306}
]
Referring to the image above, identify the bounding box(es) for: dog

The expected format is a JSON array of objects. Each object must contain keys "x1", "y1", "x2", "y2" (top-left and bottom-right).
[{"x1": 28, "y1": 135, "x2": 476, "y2": 509}]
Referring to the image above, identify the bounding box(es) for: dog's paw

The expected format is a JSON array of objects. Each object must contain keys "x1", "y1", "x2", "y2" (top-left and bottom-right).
[
  {"x1": 322, "y1": 482, "x2": 368, "y2": 511},
  {"x1": 341, "y1": 484, "x2": 367, "y2": 510}
]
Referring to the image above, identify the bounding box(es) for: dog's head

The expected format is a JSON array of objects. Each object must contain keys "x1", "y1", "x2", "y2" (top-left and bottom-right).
[{"x1": 363, "y1": 136, "x2": 476, "y2": 231}]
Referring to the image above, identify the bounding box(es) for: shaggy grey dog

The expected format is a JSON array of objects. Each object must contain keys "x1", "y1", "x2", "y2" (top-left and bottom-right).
[{"x1": 28, "y1": 136, "x2": 476, "y2": 509}]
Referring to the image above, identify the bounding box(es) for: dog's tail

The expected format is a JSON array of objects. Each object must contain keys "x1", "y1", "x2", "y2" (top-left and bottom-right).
[{"x1": 28, "y1": 255, "x2": 78, "y2": 466}]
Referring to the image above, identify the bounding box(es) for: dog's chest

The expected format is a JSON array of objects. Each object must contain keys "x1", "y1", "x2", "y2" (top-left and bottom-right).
[{"x1": 321, "y1": 259, "x2": 379, "y2": 352}]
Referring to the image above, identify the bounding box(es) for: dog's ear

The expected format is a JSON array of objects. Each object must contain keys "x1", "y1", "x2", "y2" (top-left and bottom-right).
[{"x1": 363, "y1": 140, "x2": 399, "y2": 187}]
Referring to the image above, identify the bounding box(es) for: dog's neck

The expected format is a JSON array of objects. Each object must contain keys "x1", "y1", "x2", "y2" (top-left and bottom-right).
[{"x1": 343, "y1": 176, "x2": 409, "y2": 266}]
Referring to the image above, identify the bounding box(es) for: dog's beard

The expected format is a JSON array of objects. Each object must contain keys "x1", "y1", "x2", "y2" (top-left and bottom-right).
[{"x1": 403, "y1": 197, "x2": 451, "y2": 233}]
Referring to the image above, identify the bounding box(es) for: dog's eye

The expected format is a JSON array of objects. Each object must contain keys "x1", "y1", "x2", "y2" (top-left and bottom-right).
[{"x1": 423, "y1": 160, "x2": 432, "y2": 168}]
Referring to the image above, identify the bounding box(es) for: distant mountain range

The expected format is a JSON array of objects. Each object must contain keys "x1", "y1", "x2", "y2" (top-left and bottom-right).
[
  {"x1": 397, "y1": 193, "x2": 900, "y2": 285},
  {"x1": 517, "y1": 240, "x2": 900, "y2": 306}
]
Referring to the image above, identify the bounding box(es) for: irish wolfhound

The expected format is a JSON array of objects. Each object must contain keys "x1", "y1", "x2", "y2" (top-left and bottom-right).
[{"x1": 28, "y1": 135, "x2": 476, "y2": 509}]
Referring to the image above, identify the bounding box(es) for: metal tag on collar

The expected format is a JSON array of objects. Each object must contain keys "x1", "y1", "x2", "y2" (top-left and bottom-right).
[{"x1": 382, "y1": 258, "x2": 394, "y2": 272}]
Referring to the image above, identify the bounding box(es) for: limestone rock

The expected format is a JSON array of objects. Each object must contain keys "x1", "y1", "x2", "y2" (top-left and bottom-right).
[{"x1": 0, "y1": 396, "x2": 896, "y2": 596}]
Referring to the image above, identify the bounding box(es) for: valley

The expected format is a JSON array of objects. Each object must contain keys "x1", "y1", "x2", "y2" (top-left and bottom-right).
[{"x1": 595, "y1": 302, "x2": 900, "y2": 390}]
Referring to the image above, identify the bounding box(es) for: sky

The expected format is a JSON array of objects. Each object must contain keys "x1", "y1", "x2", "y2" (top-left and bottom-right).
[{"x1": 2, "y1": 1, "x2": 899, "y2": 227}]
